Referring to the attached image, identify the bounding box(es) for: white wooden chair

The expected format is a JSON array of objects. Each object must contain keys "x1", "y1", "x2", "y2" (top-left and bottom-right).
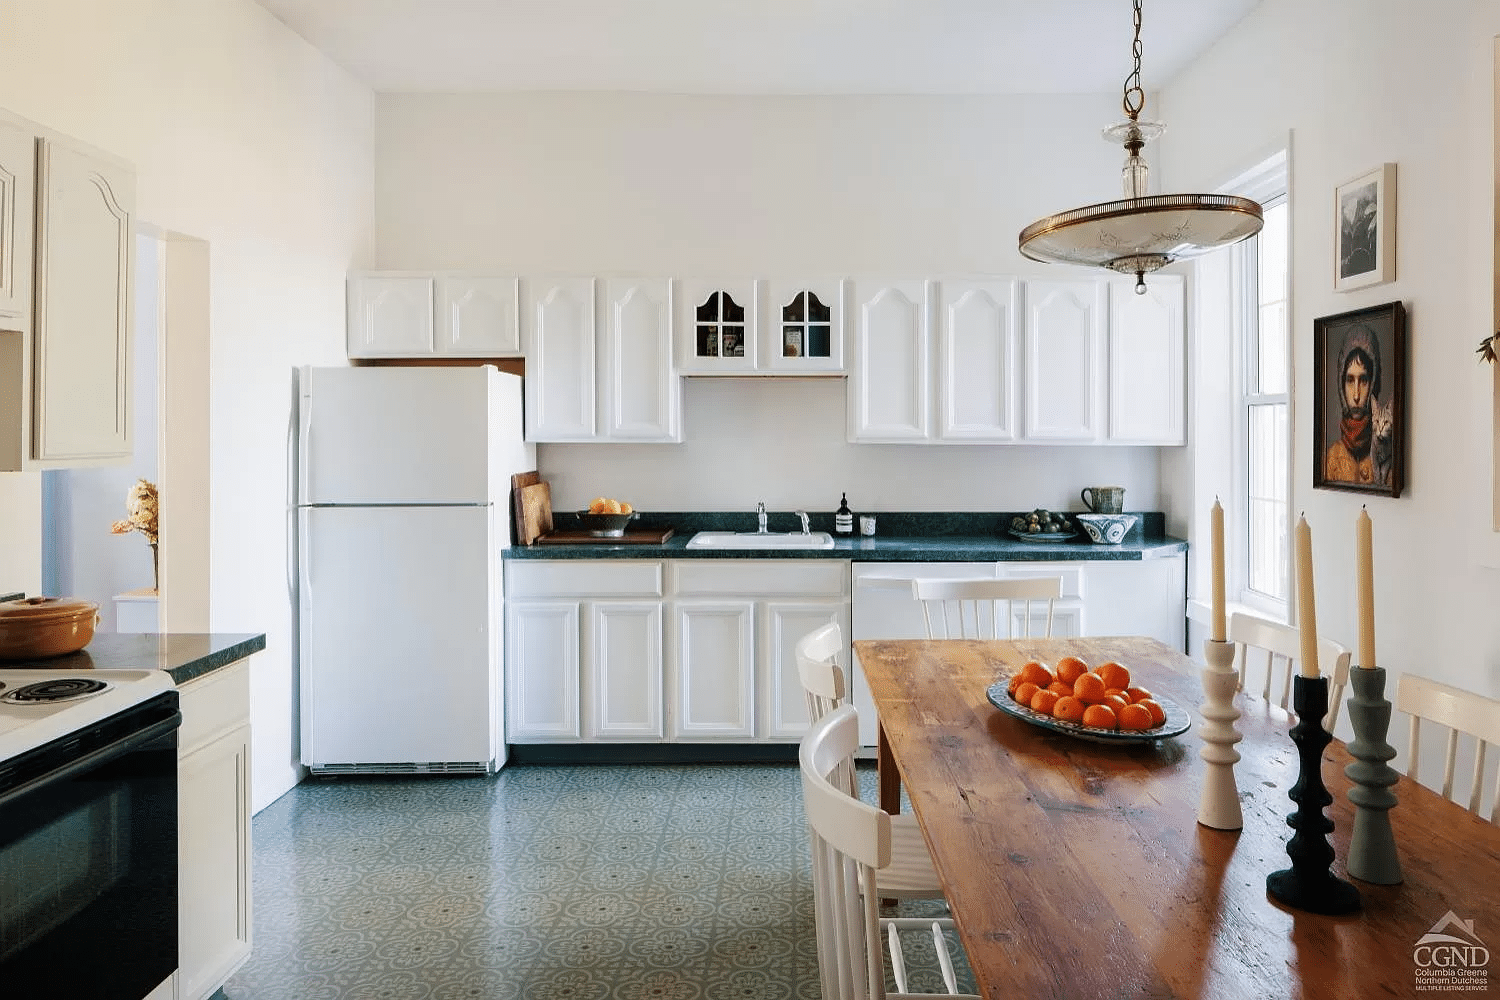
[
  {"x1": 1397, "y1": 674, "x2": 1500, "y2": 823},
  {"x1": 1228, "y1": 611, "x2": 1352, "y2": 729},
  {"x1": 801, "y1": 704, "x2": 979, "y2": 1000},
  {"x1": 911, "y1": 577, "x2": 1061, "y2": 640},
  {"x1": 794, "y1": 623, "x2": 946, "y2": 901}
]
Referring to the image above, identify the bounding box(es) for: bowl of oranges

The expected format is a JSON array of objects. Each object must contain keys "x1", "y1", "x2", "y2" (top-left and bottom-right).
[
  {"x1": 984, "y1": 655, "x2": 1191, "y2": 743},
  {"x1": 577, "y1": 497, "x2": 637, "y2": 536}
]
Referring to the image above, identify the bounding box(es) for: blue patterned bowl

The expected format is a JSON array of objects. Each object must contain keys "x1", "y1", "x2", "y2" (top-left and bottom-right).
[{"x1": 1074, "y1": 513, "x2": 1138, "y2": 545}]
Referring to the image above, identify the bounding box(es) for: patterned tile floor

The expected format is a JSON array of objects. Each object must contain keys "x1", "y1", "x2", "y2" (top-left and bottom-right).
[{"x1": 223, "y1": 763, "x2": 971, "y2": 1000}]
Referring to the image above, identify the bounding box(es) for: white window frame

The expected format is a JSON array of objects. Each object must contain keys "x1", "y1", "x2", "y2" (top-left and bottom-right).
[{"x1": 1228, "y1": 155, "x2": 1291, "y2": 621}]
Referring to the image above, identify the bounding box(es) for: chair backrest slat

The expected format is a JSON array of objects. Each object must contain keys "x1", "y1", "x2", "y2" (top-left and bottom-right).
[
  {"x1": 1228, "y1": 611, "x2": 1351, "y2": 728},
  {"x1": 1397, "y1": 673, "x2": 1500, "y2": 824},
  {"x1": 912, "y1": 577, "x2": 1061, "y2": 641}
]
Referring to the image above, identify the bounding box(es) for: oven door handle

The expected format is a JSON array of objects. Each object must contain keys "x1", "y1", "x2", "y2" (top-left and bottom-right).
[{"x1": 0, "y1": 712, "x2": 182, "y2": 809}]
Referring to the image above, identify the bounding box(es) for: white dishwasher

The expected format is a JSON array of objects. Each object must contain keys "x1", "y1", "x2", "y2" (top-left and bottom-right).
[{"x1": 849, "y1": 562, "x2": 996, "y2": 747}]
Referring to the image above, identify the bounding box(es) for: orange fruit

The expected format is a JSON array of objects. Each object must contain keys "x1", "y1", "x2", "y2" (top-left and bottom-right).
[
  {"x1": 1052, "y1": 696, "x2": 1086, "y2": 722},
  {"x1": 1018, "y1": 661, "x2": 1055, "y2": 688},
  {"x1": 1073, "y1": 672, "x2": 1108, "y2": 704},
  {"x1": 1124, "y1": 686, "x2": 1153, "y2": 704},
  {"x1": 1118, "y1": 703, "x2": 1153, "y2": 731},
  {"x1": 1101, "y1": 694, "x2": 1129, "y2": 715},
  {"x1": 1104, "y1": 687, "x2": 1128, "y2": 701},
  {"x1": 1095, "y1": 661, "x2": 1131, "y2": 690},
  {"x1": 1013, "y1": 681, "x2": 1040, "y2": 705},
  {"x1": 1055, "y1": 656, "x2": 1090, "y2": 685},
  {"x1": 1137, "y1": 699, "x2": 1167, "y2": 727},
  {"x1": 1030, "y1": 688, "x2": 1061, "y2": 715},
  {"x1": 1082, "y1": 704, "x2": 1118, "y2": 729},
  {"x1": 1046, "y1": 681, "x2": 1073, "y2": 697}
]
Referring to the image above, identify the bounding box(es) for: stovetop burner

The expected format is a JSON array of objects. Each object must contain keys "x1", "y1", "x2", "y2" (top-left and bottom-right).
[{"x1": 1, "y1": 677, "x2": 111, "y2": 704}]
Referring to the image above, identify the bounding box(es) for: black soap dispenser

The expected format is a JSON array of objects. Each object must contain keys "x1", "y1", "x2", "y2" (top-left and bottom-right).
[{"x1": 835, "y1": 492, "x2": 854, "y2": 535}]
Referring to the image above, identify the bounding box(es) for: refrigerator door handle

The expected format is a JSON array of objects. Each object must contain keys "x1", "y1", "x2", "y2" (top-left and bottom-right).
[
  {"x1": 298, "y1": 507, "x2": 312, "y2": 605},
  {"x1": 297, "y1": 383, "x2": 311, "y2": 507}
]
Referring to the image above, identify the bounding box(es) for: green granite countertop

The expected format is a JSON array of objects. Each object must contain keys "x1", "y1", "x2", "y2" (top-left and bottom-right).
[
  {"x1": 1, "y1": 591, "x2": 23, "y2": 603},
  {"x1": 0, "y1": 632, "x2": 266, "y2": 685},
  {"x1": 507, "y1": 511, "x2": 1187, "y2": 562}
]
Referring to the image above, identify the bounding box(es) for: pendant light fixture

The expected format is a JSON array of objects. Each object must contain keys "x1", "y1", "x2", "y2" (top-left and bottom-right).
[{"x1": 1018, "y1": 0, "x2": 1263, "y2": 293}]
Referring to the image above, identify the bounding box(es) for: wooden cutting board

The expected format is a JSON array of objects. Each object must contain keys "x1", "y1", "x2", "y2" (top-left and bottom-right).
[
  {"x1": 510, "y1": 470, "x2": 540, "y2": 543},
  {"x1": 517, "y1": 482, "x2": 553, "y2": 546}
]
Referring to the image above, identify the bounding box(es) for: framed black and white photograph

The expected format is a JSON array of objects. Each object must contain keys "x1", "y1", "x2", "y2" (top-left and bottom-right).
[
  {"x1": 1313, "y1": 300, "x2": 1406, "y2": 497},
  {"x1": 1335, "y1": 163, "x2": 1396, "y2": 291}
]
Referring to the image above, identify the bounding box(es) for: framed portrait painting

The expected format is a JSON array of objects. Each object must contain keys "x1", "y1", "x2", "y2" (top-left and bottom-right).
[
  {"x1": 1335, "y1": 163, "x2": 1396, "y2": 291},
  {"x1": 1313, "y1": 300, "x2": 1406, "y2": 497}
]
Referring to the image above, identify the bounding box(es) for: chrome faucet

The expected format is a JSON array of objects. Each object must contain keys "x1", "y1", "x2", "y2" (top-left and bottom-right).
[
  {"x1": 796, "y1": 510, "x2": 810, "y2": 535},
  {"x1": 756, "y1": 502, "x2": 768, "y2": 534}
]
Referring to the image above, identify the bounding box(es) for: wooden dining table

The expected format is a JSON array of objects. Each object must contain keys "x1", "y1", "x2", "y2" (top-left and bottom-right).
[{"x1": 853, "y1": 635, "x2": 1500, "y2": 1000}]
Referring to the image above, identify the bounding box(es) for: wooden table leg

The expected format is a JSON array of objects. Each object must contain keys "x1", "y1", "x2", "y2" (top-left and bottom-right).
[{"x1": 877, "y1": 719, "x2": 901, "y2": 816}]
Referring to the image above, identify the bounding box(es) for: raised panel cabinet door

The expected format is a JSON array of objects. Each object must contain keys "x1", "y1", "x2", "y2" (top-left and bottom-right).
[
  {"x1": 672, "y1": 602, "x2": 755, "y2": 738},
  {"x1": 1023, "y1": 279, "x2": 1105, "y2": 442},
  {"x1": 524, "y1": 276, "x2": 596, "y2": 441},
  {"x1": 676, "y1": 277, "x2": 757, "y2": 373},
  {"x1": 0, "y1": 121, "x2": 35, "y2": 320},
  {"x1": 438, "y1": 276, "x2": 521, "y2": 355},
  {"x1": 1108, "y1": 276, "x2": 1185, "y2": 444},
  {"x1": 763, "y1": 601, "x2": 849, "y2": 740},
  {"x1": 764, "y1": 277, "x2": 845, "y2": 373},
  {"x1": 178, "y1": 724, "x2": 251, "y2": 1000},
  {"x1": 938, "y1": 278, "x2": 1019, "y2": 442},
  {"x1": 346, "y1": 275, "x2": 435, "y2": 358},
  {"x1": 506, "y1": 601, "x2": 583, "y2": 740},
  {"x1": 33, "y1": 136, "x2": 134, "y2": 462},
  {"x1": 848, "y1": 279, "x2": 930, "y2": 441},
  {"x1": 602, "y1": 276, "x2": 680, "y2": 441},
  {"x1": 588, "y1": 601, "x2": 664, "y2": 739}
]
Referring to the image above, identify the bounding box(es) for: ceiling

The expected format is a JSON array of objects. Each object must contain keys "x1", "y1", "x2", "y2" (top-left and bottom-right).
[{"x1": 251, "y1": 0, "x2": 1261, "y2": 96}]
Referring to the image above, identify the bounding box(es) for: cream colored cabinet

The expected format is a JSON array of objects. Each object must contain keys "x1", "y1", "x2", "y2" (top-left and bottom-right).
[
  {"x1": 1022, "y1": 278, "x2": 1106, "y2": 442},
  {"x1": 847, "y1": 278, "x2": 931, "y2": 441},
  {"x1": 347, "y1": 273, "x2": 521, "y2": 359},
  {"x1": 0, "y1": 120, "x2": 135, "y2": 471},
  {"x1": 505, "y1": 561, "x2": 665, "y2": 741},
  {"x1": 177, "y1": 660, "x2": 253, "y2": 1000},
  {"x1": 1108, "y1": 275, "x2": 1185, "y2": 444},
  {"x1": 524, "y1": 276, "x2": 680, "y2": 443}
]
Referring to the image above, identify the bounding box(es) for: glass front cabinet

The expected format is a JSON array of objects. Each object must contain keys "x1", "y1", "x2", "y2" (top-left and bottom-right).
[{"x1": 676, "y1": 278, "x2": 845, "y2": 375}]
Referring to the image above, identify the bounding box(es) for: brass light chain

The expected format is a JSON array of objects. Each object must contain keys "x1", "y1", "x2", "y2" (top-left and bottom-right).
[{"x1": 1122, "y1": 0, "x2": 1145, "y2": 123}]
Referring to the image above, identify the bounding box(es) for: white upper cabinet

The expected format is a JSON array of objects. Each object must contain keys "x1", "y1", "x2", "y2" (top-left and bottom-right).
[
  {"x1": 524, "y1": 275, "x2": 597, "y2": 441},
  {"x1": 438, "y1": 276, "x2": 520, "y2": 355},
  {"x1": 32, "y1": 133, "x2": 135, "y2": 464},
  {"x1": 1107, "y1": 275, "x2": 1185, "y2": 444},
  {"x1": 676, "y1": 278, "x2": 758, "y2": 374},
  {"x1": 937, "y1": 278, "x2": 1019, "y2": 442},
  {"x1": 1022, "y1": 278, "x2": 1106, "y2": 442},
  {"x1": 848, "y1": 279, "x2": 931, "y2": 441},
  {"x1": 347, "y1": 272, "x2": 521, "y2": 359},
  {"x1": 763, "y1": 278, "x2": 845, "y2": 374},
  {"x1": 347, "y1": 275, "x2": 434, "y2": 357},
  {"x1": 601, "y1": 277, "x2": 681, "y2": 442},
  {"x1": 0, "y1": 121, "x2": 33, "y2": 321}
]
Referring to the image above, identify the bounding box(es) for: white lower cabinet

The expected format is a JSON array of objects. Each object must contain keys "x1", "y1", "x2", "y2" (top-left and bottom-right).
[
  {"x1": 590, "y1": 601, "x2": 664, "y2": 738},
  {"x1": 177, "y1": 660, "x2": 252, "y2": 1000},
  {"x1": 671, "y1": 601, "x2": 755, "y2": 738}
]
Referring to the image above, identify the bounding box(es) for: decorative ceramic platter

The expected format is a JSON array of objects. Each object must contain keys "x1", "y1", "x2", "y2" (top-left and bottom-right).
[
  {"x1": 985, "y1": 678, "x2": 1192, "y2": 744},
  {"x1": 1008, "y1": 530, "x2": 1078, "y2": 543}
]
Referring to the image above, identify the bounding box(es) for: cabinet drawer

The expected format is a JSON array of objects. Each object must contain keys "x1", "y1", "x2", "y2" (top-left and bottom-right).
[
  {"x1": 671, "y1": 560, "x2": 848, "y2": 598},
  {"x1": 998, "y1": 562, "x2": 1084, "y2": 600},
  {"x1": 178, "y1": 660, "x2": 251, "y2": 757},
  {"x1": 507, "y1": 560, "x2": 663, "y2": 598}
]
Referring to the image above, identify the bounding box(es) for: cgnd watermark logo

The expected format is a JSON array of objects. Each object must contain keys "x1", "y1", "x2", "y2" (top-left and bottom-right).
[{"x1": 1415, "y1": 912, "x2": 1489, "y2": 993}]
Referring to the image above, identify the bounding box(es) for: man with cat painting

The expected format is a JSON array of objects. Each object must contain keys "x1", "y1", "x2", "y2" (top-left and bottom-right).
[{"x1": 1324, "y1": 323, "x2": 1393, "y2": 487}]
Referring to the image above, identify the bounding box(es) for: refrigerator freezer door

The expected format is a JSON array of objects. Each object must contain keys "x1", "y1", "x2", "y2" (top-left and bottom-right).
[
  {"x1": 300, "y1": 504, "x2": 498, "y2": 768},
  {"x1": 299, "y1": 365, "x2": 495, "y2": 505}
]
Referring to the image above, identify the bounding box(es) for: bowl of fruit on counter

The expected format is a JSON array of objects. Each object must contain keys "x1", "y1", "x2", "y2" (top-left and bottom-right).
[
  {"x1": 577, "y1": 497, "x2": 637, "y2": 537},
  {"x1": 1008, "y1": 508, "x2": 1076, "y2": 542}
]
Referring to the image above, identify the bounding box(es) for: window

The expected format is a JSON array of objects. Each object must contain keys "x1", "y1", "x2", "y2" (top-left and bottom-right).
[{"x1": 1237, "y1": 188, "x2": 1290, "y2": 611}]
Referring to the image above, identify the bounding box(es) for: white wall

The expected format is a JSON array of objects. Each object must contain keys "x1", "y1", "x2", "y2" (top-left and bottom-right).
[
  {"x1": 1160, "y1": 0, "x2": 1500, "y2": 715},
  {"x1": 0, "y1": 0, "x2": 374, "y2": 811},
  {"x1": 375, "y1": 93, "x2": 1166, "y2": 513}
]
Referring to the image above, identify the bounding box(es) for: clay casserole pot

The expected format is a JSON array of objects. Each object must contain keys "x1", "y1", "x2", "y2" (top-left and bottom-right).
[{"x1": 0, "y1": 596, "x2": 100, "y2": 660}]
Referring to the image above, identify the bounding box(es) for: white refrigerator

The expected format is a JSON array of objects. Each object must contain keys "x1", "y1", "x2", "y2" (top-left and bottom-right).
[{"x1": 295, "y1": 365, "x2": 534, "y2": 774}]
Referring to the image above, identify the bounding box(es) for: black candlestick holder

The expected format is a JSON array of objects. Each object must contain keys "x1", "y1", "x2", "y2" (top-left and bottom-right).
[{"x1": 1266, "y1": 675, "x2": 1363, "y2": 915}]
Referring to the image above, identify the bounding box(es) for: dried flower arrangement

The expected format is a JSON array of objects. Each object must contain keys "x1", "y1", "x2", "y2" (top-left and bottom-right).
[
  {"x1": 1478, "y1": 333, "x2": 1499, "y2": 364},
  {"x1": 111, "y1": 478, "x2": 159, "y2": 545}
]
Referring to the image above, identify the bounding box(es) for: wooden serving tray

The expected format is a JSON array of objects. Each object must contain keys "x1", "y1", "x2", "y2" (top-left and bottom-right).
[{"x1": 534, "y1": 528, "x2": 675, "y2": 545}]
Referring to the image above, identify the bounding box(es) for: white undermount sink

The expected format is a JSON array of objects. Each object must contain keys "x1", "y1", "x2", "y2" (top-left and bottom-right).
[{"x1": 686, "y1": 531, "x2": 836, "y2": 550}]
